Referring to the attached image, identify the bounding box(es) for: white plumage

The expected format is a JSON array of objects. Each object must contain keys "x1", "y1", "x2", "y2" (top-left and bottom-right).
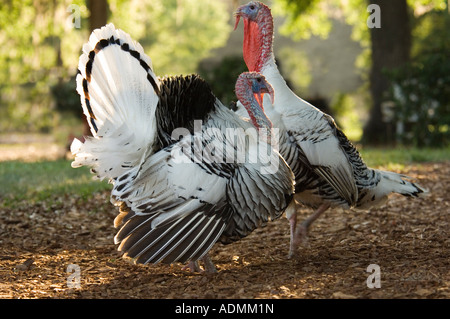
[
  {"x1": 71, "y1": 24, "x2": 295, "y2": 272},
  {"x1": 235, "y1": 2, "x2": 428, "y2": 256},
  {"x1": 71, "y1": 25, "x2": 160, "y2": 182}
]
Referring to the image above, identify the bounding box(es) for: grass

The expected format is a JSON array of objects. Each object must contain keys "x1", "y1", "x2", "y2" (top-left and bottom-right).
[
  {"x1": 0, "y1": 159, "x2": 110, "y2": 206},
  {"x1": 0, "y1": 146, "x2": 448, "y2": 207},
  {"x1": 358, "y1": 146, "x2": 450, "y2": 170}
]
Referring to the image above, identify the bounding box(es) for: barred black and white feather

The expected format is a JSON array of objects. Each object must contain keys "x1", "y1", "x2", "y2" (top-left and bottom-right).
[
  {"x1": 234, "y1": 1, "x2": 428, "y2": 257},
  {"x1": 71, "y1": 24, "x2": 160, "y2": 181},
  {"x1": 110, "y1": 99, "x2": 295, "y2": 265},
  {"x1": 71, "y1": 24, "x2": 295, "y2": 268},
  {"x1": 280, "y1": 111, "x2": 428, "y2": 211}
]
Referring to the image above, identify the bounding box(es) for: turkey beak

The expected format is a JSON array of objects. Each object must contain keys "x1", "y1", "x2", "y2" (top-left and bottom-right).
[
  {"x1": 254, "y1": 86, "x2": 274, "y2": 110},
  {"x1": 234, "y1": 12, "x2": 242, "y2": 31},
  {"x1": 267, "y1": 86, "x2": 275, "y2": 105},
  {"x1": 234, "y1": 5, "x2": 246, "y2": 30},
  {"x1": 260, "y1": 85, "x2": 274, "y2": 105}
]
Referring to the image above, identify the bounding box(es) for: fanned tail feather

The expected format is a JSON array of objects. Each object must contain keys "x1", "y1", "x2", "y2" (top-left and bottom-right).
[
  {"x1": 357, "y1": 169, "x2": 429, "y2": 210},
  {"x1": 378, "y1": 170, "x2": 429, "y2": 198},
  {"x1": 114, "y1": 210, "x2": 227, "y2": 264},
  {"x1": 71, "y1": 23, "x2": 160, "y2": 181}
]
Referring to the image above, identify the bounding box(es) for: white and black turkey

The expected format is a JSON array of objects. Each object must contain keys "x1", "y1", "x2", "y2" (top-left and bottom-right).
[
  {"x1": 234, "y1": 1, "x2": 428, "y2": 257},
  {"x1": 71, "y1": 24, "x2": 295, "y2": 272}
]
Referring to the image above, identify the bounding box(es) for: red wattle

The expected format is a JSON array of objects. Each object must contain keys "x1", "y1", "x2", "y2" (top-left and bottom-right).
[{"x1": 243, "y1": 19, "x2": 262, "y2": 72}]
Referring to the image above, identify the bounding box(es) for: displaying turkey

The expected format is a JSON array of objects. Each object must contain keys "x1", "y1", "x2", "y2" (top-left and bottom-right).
[
  {"x1": 234, "y1": 1, "x2": 428, "y2": 257},
  {"x1": 71, "y1": 23, "x2": 295, "y2": 272}
]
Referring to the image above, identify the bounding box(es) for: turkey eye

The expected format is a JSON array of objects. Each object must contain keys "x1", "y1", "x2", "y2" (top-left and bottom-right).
[
  {"x1": 250, "y1": 5, "x2": 255, "y2": 10},
  {"x1": 257, "y1": 78, "x2": 262, "y2": 82}
]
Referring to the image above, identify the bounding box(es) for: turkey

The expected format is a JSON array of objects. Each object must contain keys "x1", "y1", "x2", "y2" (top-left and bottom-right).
[
  {"x1": 234, "y1": 1, "x2": 428, "y2": 257},
  {"x1": 70, "y1": 23, "x2": 295, "y2": 272}
]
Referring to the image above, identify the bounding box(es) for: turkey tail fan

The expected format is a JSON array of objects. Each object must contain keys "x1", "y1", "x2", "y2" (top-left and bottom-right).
[{"x1": 71, "y1": 23, "x2": 160, "y2": 181}]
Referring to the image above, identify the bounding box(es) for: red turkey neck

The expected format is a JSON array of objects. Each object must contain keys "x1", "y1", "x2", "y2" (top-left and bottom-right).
[{"x1": 242, "y1": 13, "x2": 274, "y2": 73}]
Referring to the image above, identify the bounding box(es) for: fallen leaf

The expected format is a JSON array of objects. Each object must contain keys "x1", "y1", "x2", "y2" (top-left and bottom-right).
[
  {"x1": 414, "y1": 288, "x2": 433, "y2": 297},
  {"x1": 332, "y1": 291, "x2": 357, "y2": 299},
  {"x1": 14, "y1": 258, "x2": 34, "y2": 271}
]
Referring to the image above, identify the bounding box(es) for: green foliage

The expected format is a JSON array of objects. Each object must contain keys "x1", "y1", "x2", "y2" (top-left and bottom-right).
[
  {"x1": 0, "y1": 0, "x2": 231, "y2": 134},
  {"x1": 273, "y1": 0, "x2": 449, "y2": 147},
  {"x1": 197, "y1": 55, "x2": 247, "y2": 106},
  {"x1": 277, "y1": 47, "x2": 311, "y2": 95},
  {"x1": 273, "y1": 0, "x2": 332, "y2": 40},
  {"x1": 386, "y1": 10, "x2": 450, "y2": 147},
  {"x1": 273, "y1": 0, "x2": 446, "y2": 64},
  {"x1": 0, "y1": 0, "x2": 89, "y2": 133},
  {"x1": 330, "y1": 92, "x2": 363, "y2": 142},
  {"x1": 109, "y1": 0, "x2": 231, "y2": 76},
  {"x1": 50, "y1": 76, "x2": 80, "y2": 114}
]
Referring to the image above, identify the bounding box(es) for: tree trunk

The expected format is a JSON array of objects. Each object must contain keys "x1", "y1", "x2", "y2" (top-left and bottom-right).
[
  {"x1": 83, "y1": 0, "x2": 109, "y2": 136},
  {"x1": 363, "y1": 0, "x2": 411, "y2": 145},
  {"x1": 88, "y1": 0, "x2": 109, "y2": 32}
]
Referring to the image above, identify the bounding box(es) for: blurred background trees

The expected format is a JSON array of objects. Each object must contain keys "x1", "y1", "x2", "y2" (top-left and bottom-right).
[
  {"x1": 0, "y1": 0, "x2": 230, "y2": 142},
  {"x1": 386, "y1": 6, "x2": 450, "y2": 147},
  {"x1": 0, "y1": 0, "x2": 448, "y2": 147},
  {"x1": 274, "y1": 0, "x2": 449, "y2": 147},
  {"x1": 0, "y1": 0, "x2": 88, "y2": 134}
]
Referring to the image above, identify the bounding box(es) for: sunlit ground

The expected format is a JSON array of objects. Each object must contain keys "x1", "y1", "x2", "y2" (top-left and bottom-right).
[{"x1": 0, "y1": 161, "x2": 448, "y2": 299}]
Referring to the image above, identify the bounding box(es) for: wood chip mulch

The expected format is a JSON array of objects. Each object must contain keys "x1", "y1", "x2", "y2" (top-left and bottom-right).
[{"x1": 0, "y1": 162, "x2": 448, "y2": 299}]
